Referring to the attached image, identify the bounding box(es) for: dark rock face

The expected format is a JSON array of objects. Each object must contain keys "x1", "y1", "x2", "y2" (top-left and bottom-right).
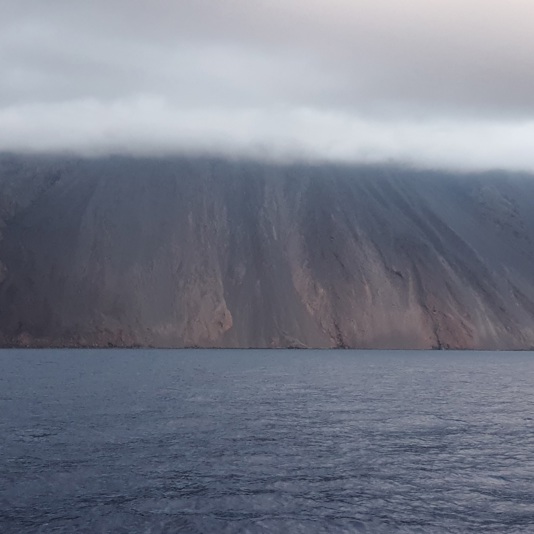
[{"x1": 1, "y1": 154, "x2": 534, "y2": 349}]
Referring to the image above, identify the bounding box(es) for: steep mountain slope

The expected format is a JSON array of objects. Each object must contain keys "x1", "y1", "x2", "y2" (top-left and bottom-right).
[{"x1": 1, "y1": 154, "x2": 534, "y2": 349}]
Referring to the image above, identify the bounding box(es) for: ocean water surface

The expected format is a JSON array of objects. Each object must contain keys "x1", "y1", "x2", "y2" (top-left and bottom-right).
[{"x1": 1, "y1": 349, "x2": 534, "y2": 533}]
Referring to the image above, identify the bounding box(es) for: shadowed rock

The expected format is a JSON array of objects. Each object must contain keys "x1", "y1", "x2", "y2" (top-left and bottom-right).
[{"x1": 1, "y1": 154, "x2": 534, "y2": 349}]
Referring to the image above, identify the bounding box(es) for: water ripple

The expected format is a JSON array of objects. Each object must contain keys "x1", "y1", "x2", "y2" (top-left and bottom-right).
[{"x1": 1, "y1": 349, "x2": 534, "y2": 533}]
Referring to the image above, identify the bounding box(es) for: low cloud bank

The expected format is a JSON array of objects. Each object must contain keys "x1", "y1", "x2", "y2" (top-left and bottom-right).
[
  {"x1": 2, "y1": 96, "x2": 534, "y2": 171},
  {"x1": 3, "y1": 1, "x2": 534, "y2": 170}
]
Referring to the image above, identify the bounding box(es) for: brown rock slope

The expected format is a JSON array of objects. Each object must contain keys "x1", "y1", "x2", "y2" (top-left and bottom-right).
[{"x1": 1, "y1": 154, "x2": 534, "y2": 349}]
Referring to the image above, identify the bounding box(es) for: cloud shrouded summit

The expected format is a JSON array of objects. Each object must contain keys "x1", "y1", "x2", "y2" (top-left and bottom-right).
[{"x1": 2, "y1": 0, "x2": 534, "y2": 169}]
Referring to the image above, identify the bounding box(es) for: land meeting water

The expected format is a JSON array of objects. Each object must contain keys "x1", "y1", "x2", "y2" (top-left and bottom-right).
[{"x1": 1, "y1": 350, "x2": 534, "y2": 533}]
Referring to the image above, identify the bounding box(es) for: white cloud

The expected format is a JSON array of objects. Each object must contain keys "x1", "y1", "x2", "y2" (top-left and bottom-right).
[
  {"x1": 2, "y1": 1, "x2": 534, "y2": 168},
  {"x1": 2, "y1": 96, "x2": 534, "y2": 170}
]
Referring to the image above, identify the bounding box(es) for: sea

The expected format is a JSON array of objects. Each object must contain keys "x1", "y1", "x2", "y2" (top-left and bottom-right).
[{"x1": 1, "y1": 349, "x2": 534, "y2": 533}]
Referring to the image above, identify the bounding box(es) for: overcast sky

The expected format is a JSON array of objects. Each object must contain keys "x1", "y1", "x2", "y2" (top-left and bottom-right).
[{"x1": 2, "y1": 0, "x2": 534, "y2": 169}]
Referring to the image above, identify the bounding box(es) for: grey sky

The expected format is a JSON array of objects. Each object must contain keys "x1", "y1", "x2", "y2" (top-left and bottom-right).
[{"x1": 2, "y1": 0, "x2": 534, "y2": 169}]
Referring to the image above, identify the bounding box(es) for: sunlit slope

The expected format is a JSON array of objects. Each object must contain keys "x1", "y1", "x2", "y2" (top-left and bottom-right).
[{"x1": 2, "y1": 155, "x2": 534, "y2": 349}]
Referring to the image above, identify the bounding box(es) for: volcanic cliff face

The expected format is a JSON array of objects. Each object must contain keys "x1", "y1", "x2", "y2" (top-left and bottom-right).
[{"x1": 1, "y1": 154, "x2": 534, "y2": 349}]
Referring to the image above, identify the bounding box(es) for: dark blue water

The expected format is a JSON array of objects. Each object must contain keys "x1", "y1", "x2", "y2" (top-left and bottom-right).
[{"x1": 1, "y1": 350, "x2": 534, "y2": 533}]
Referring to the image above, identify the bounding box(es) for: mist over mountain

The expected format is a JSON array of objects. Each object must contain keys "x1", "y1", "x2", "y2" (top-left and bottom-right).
[
  {"x1": 1, "y1": 154, "x2": 534, "y2": 349},
  {"x1": 3, "y1": 1, "x2": 534, "y2": 170}
]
